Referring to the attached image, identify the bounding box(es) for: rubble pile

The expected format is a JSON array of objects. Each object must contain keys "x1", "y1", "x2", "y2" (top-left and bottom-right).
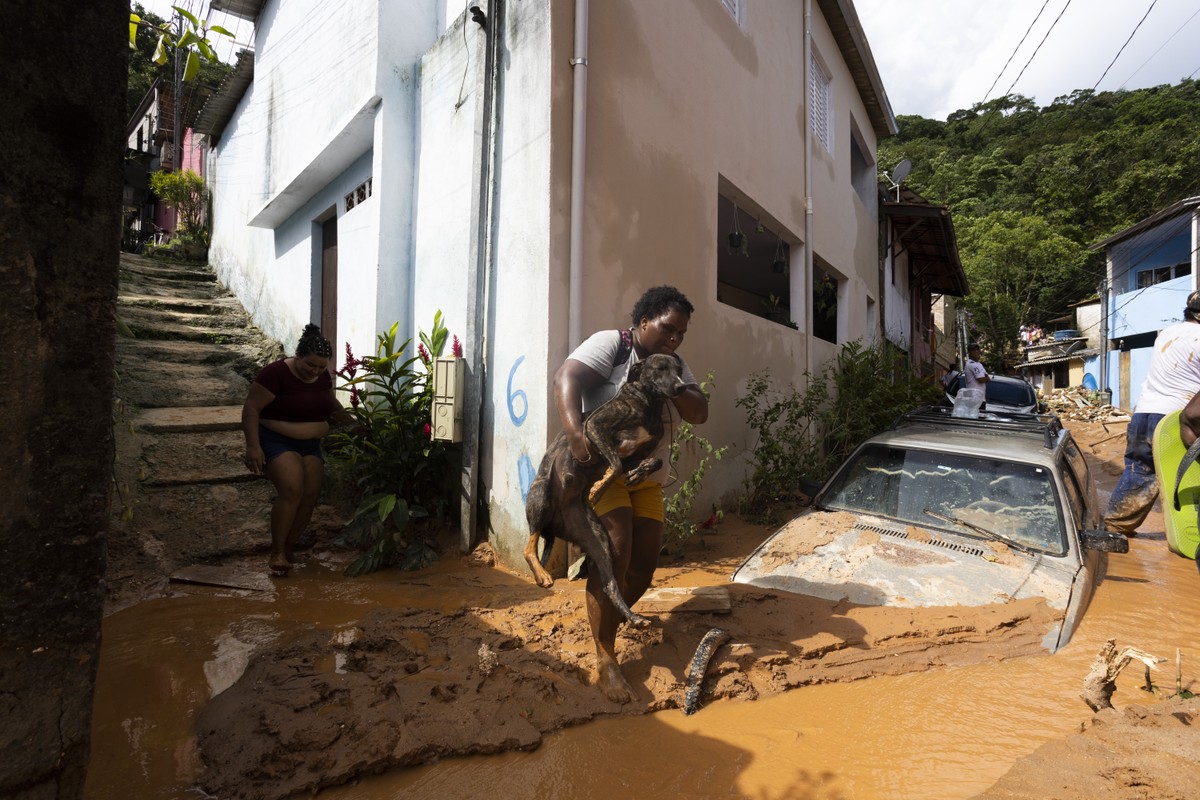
[{"x1": 1041, "y1": 387, "x2": 1131, "y2": 423}]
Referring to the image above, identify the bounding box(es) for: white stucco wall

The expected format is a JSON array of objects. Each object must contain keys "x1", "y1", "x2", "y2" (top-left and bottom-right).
[
  {"x1": 208, "y1": 0, "x2": 439, "y2": 364},
  {"x1": 413, "y1": 2, "x2": 555, "y2": 566},
  {"x1": 882, "y1": 230, "x2": 911, "y2": 348}
]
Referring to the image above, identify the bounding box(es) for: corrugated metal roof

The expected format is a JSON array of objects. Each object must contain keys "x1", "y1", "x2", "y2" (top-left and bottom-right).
[
  {"x1": 1019, "y1": 349, "x2": 1098, "y2": 368},
  {"x1": 210, "y1": 0, "x2": 264, "y2": 22},
  {"x1": 192, "y1": 49, "x2": 254, "y2": 141},
  {"x1": 883, "y1": 191, "x2": 968, "y2": 296}
]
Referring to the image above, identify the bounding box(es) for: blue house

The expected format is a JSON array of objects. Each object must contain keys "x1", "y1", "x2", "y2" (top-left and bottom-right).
[{"x1": 1090, "y1": 196, "x2": 1200, "y2": 410}]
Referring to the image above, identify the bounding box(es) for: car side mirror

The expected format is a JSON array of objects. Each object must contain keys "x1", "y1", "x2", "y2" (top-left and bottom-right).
[{"x1": 1081, "y1": 529, "x2": 1129, "y2": 553}]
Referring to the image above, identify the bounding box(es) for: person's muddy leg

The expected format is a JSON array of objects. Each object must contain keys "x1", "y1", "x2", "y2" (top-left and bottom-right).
[
  {"x1": 265, "y1": 452, "x2": 305, "y2": 574},
  {"x1": 587, "y1": 506, "x2": 635, "y2": 703},
  {"x1": 623, "y1": 516, "x2": 663, "y2": 608},
  {"x1": 283, "y1": 455, "x2": 324, "y2": 562}
]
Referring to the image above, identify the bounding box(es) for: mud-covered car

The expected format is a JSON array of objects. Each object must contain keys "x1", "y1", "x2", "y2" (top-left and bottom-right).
[
  {"x1": 945, "y1": 373, "x2": 1043, "y2": 414},
  {"x1": 731, "y1": 406, "x2": 1128, "y2": 652}
]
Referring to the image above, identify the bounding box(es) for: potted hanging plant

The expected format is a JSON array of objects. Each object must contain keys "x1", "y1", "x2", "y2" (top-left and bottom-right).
[
  {"x1": 727, "y1": 202, "x2": 748, "y2": 256},
  {"x1": 771, "y1": 236, "x2": 787, "y2": 274}
]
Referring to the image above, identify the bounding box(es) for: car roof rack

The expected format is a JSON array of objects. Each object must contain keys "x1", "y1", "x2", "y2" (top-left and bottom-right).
[{"x1": 890, "y1": 405, "x2": 1064, "y2": 449}]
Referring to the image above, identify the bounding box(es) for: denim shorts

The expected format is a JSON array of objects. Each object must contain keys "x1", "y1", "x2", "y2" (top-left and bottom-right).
[{"x1": 259, "y1": 425, "x2": 324, "y2": 463}]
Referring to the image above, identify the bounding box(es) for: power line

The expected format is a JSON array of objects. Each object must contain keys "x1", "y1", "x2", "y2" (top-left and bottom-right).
[
  {"x1": 1091, "y1": 0, "x2": 1159, "y2": 92},
  {"x1": 1000, "y1": 0, "x2": 1074, "y2": 100},
  {"x1": 981, "y1": 0, "x2": 1053, "y2": 103},
  {"x1": 1118, "y1": 5, "x2": 1200, "y2": 89}
]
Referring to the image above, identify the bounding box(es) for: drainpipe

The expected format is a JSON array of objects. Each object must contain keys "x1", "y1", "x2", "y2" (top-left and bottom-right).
[
  {"x1": 568, "y1": 0, "x2": 589, "y2": 349},
  {"x1": 803, "y1": 0, "x2": 813, "y2": 378},
  {"x1": 460, "y1": 0, "x2": 503, "y2": 552}
]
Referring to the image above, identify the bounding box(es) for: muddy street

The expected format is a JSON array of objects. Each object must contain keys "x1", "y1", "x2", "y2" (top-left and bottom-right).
[
  {"x1": 91, "y1": 259, "x2": 1199, "y2": 799},
  {"x1": 85, "y1": 415, "x2": 1200, "y2": 800}
]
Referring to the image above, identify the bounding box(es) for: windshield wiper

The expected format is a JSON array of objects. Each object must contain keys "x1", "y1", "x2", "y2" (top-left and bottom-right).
[{"x1": 922, "y1": 509, "x2": 1037, "y2": 555}]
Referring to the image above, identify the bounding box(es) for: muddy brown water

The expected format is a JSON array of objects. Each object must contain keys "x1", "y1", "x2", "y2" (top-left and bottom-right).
[{"x1": 86, "y1": 521, "x2": 1199, "y2": 800}]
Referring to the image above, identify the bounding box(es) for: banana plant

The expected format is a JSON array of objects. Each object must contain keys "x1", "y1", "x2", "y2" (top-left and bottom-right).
[{"x1": 129, "y1": 5, "x2": 232, "y2": 82}]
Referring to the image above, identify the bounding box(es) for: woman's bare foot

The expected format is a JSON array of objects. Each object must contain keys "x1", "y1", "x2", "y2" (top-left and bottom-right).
[
  {"x1": 596, "y1": 657, "x2": 634, "y2": 704},
  {"x1": 268, "y1": 554, "x2": 291, "y2": 576}
]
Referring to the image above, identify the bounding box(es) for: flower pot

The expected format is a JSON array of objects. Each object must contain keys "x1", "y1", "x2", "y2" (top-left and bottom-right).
[{"x1": 771, "y1": 259, "x2": 787, "y2": 274}]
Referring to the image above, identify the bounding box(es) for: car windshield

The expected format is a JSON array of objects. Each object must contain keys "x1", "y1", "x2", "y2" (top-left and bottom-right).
[
  {"x1": 820, "y1": 443, "x2": 1066, "y2": 555},
  {"x1": 988, "y1": 380, "x2": 1036, "y2": 408}
]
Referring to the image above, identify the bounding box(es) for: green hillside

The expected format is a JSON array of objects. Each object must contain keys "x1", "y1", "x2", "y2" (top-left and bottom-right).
[{"x1": 879, "y1": 80, "x2": 1200, "y2": 367}]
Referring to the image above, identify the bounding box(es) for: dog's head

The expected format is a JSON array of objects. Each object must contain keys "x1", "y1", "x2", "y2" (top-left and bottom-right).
[{"x1": 628, "y1": 353, "x2": 687, "y2": 398}]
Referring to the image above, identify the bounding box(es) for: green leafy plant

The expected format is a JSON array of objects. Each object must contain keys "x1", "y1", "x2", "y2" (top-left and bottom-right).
[
  {"x1": 148, "y1": 169, "x2": 210, "y2": 245},
  {"x1": 737, "y1": 340, "x2": 942, "y2": 521},
  {"x1": 325, "y1": 313, "x2": 460, "y2": 576},
  {"x1": 664, "y1": 373, "x2": 729, "y2": 548},
  {"x1": 736, "y1": 369, "x2": 830, "y2": 521},
  {"x1": 129, "y1": 5, "x2": 232, "y2": 83}
]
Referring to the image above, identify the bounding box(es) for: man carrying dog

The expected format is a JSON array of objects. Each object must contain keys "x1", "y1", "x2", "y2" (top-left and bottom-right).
[{"x1": 553, "y1": 285, "x2": 709, "y2": 703}]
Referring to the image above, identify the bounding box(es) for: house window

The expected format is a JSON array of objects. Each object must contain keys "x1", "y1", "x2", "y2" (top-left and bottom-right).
[
  {"x1": 810, "y1": 53, "x2": 832, "y2": 152},
  {"x1": 716, "y1": 191, "x2": 794, "y2": 328},
  {"x1": 813, "y1": 262, "x2": 840, "y2": 343},
  {"x1": 1135, "y1": 262, "x2": 1190, "y2": 288},
  {"x1": 849, "y1": 127, "x2": 874, "y2": 207},
  {"x1": 345, "y1": 177, "x2": 373, "y2": 212},
  {"x1": 720, "y1": 0, "x2": 742, "y2": 25}
]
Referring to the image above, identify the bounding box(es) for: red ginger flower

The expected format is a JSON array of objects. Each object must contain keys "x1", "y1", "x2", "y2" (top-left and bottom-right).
[
  {"x1": 452, "y1": 335, "x2": 463, "y2": 358},
  {"x1": 341, "y1": 342, "x2": 359, "y2": 378},
  {"x1": 422, "y1": 422, "x2": 432, "y2": 438},
  {"x1": 418, "y1": 343, "x2": 431, "y2": 365}
]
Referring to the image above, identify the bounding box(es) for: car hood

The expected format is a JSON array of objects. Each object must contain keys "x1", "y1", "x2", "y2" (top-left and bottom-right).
[{"x1": 731, "y1": 509, "x2": 1079, "y2": 613}]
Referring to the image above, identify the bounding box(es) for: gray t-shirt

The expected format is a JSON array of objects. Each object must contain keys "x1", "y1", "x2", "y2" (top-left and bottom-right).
[{"x1": 567, "y1": 329, "x2": 698, "y2": 486}]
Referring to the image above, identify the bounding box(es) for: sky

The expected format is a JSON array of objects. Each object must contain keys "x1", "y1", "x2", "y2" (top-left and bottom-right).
[
  {"x1": 854, "y1": 0, "x2": 1200, "y2": 120},
  {"x1": 134, "y1": 0, "x2": 1200, "y2": 121}
]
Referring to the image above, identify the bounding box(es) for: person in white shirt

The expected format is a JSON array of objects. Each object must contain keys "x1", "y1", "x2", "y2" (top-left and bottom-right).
[
  {"x1": 1105, "y1": 291, "x2": 1200, "y2": 534},
  {"x1": 961, "y1": 344, "x2": 990, "y2": 391}
]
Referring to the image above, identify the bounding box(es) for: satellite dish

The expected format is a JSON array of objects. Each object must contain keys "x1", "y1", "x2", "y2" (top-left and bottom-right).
[{"x1": 891, "y1": 159, "x2": 912, "y2": 184}]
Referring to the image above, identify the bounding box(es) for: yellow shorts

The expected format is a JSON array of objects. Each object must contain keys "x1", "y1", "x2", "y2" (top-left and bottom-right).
[{"x1": 592, "y1": 480, "x2": 664, "y2": 522}]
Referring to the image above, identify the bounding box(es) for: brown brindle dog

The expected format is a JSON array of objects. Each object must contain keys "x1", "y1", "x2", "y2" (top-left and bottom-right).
[{"x1": 524, "y1": 353, "x2": 687, "y2": 627}]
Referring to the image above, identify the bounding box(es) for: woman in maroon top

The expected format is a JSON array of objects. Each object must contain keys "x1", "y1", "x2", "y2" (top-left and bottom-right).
[{"x1": 242, "y1": 324, "x2": 348, "y2": 575}]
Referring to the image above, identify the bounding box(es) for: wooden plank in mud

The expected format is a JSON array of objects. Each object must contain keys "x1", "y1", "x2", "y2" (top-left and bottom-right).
[
  {"x1": 170, "y1": 564, "x2": 273, "y2": 592},
  {"x1": 636, "y1": 585, "x2": 731, "y2": 614}
]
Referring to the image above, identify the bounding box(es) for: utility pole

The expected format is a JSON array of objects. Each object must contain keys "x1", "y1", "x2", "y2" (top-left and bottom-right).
[
  {"x1": 1098, "y1": 280, "x2": 1111, "y2": 405},
  {"x1": 172, "y1": 10, "x2": 182, "y2": 177}
]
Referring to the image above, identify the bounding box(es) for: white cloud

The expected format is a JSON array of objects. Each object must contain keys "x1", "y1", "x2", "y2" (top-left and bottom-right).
[{"x1": 855, "y1": 0, "x2": 1200, "y2": 119}]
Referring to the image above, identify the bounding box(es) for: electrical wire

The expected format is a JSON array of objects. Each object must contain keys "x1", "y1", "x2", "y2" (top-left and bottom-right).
[
  {"x1": 1117, "y1": 5, "x2": 1200, "y2": 89},
  {"x1": 1090, "y1": 0, "x2": 1159, "y2": 92},
  {"x1": 980, "y1": 0, "x2": 1053, "y2": 103}
]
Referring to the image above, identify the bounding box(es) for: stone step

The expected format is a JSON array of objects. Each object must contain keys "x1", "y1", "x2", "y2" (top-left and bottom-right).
[
  {"x1": 138, "y1": 430, "x2": 254, "y2": 487},
  {"x1": 133, "y1": 406, "x2": 242, "y2": 433},
  {"x1": 116, "y1": 360, "x2": 248, "y2": 408},
  {"x1": 119, "y1": 257, "x2": 217, "y2": 282},
  {"x1": 121, "y1": 318, "x2": 257, "y2": 345},
  {"x1": 142, "y1": 467, "x2": 260, "y2": 488},
  {"x1": 119, "y1": 293, "x2": 241, "y2": 315}
]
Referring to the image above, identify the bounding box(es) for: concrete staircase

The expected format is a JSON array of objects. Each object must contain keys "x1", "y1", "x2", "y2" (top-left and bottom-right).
[{"x1": 107, "y1": 254, "x2": 339, "y2": 608}]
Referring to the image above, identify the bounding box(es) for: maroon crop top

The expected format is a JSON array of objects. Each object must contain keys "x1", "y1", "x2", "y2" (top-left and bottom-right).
[{"x1": 255, "y1": 359, "x2": 336, "y2": 423}]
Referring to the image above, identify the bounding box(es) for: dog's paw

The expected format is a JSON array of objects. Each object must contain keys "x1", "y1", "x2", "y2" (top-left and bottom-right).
[{"x1": 624, "y1": 458, "x2": 662, "y2": 487}]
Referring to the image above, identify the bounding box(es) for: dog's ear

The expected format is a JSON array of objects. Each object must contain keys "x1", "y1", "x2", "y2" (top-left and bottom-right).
[{"x1": 627, "y1": 359, "x2": 644, "y2": 381}]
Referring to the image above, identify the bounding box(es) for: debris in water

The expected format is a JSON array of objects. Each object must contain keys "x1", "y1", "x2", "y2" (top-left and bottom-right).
[{"x1": 683, "y1": 627, "x2": 731, "y2": 715}]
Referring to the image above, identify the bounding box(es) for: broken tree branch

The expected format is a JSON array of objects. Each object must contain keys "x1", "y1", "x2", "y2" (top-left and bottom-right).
[{"x1": 1080, "y1": 638, "x2": 1165, "y2": 712}]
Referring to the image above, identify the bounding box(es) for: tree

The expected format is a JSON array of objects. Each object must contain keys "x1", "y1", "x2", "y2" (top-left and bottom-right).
[
  {"x1": 149, "y1": 169, "x2": 210, "y2": 243},
  {"x1": 955, "y1": 211, "x2": 1092, "y2": 370}
]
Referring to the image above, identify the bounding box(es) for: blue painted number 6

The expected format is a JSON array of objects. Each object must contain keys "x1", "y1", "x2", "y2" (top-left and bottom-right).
[{"x1": 507, "y1": 355, "x2": 527, "y2": 427}]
